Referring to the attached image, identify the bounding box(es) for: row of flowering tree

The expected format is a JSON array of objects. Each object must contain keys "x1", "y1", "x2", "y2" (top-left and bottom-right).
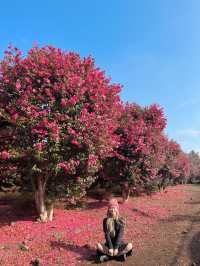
[
  {"x1": 0, "y1": 45, "x2": 196, "y2": 221},
  {"x1": 187, "y1": 150, "x2": 200, "y2": 183},
  {"x1": 99, "y1": 103, "x2": 191, "y2": 201}
]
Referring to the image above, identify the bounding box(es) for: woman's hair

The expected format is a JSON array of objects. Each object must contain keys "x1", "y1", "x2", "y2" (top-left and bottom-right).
[
  {"x1": 106, "y1": 207, "x2": 119, "y2": 238},
  {"x1": 106, "y1": 208, "x2": 126, "y2": 237},
  {"x1": 106, "y1": 198, "x2": 125, "y2": 238},
  {"x1": 106, "y1": 217, "x2": 116, "y2": 238}
]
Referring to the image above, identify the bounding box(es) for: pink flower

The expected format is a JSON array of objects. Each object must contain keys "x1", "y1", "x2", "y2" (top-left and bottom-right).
[
  {"x1": 57, "y1": 162, "x2": 67, "y2": 169},
  {"x1": 34, "y1": 142, "x2": 45, "y2": 151},
  {"x1": 15, "y1": 80, "x2": 21, "y2": 90},
  {"x1": 11, "y1": 113, "x2": 19, "y2": 121},
  {"x1": 69, "y1": 95, "x2": 78, "y2": 106},
  {"x1": 0, "y1": 151, "x2": 11, "y2": 159},
  {"x1": 68, "y1": 129, "x2": 76, "y2": 135},
  {"x1": 61, "y1": 98, "x2": 68, "y2": 107},
  {"x1": 71, "y1": 139, "x2": 79, "y2": 146}
]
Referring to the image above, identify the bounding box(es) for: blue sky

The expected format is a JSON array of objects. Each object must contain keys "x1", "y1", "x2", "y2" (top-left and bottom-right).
[{"x1": 1, "y1": 0, "x2": 200, "y2": 153}]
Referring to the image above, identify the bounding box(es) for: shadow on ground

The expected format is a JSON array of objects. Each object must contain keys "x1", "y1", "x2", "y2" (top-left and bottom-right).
[
  {"x1": 168, "y1": 210, "x2": 200, "y2": 266},
  {"x1": 184, "y1": 201, "x2": 200, "y2": 205},
  {"x1": 0, "y1": 198, "x2": 36, "y2": 227},
  {"x1": 50, "y1": 240, "x2": 98, "y2": 264},
  {"x1": 189, "y1": 231, "x2": 200, "y2": 265},
  {"x1": 163, "y1": 214, "x2": 200, "y2": 223},
  {"x1": 84, "y1": 200, "x2": 108, "y2": 210},
  {"x1": 132, "y1": 208, "x2": 152, "y2": 218}
]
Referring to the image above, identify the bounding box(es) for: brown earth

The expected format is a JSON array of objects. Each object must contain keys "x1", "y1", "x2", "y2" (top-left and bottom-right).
[{"x1": 83, "y1": 185, "x2": 200, "y2": 266}]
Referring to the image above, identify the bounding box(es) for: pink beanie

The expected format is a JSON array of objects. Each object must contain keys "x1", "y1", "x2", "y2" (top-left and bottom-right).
[{"x1": 108, "y1": 198, "x2": 119, "y2": 213}]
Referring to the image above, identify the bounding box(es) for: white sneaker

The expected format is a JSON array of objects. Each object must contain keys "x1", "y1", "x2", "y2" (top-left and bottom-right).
[{"x1": 99, "y1": 255, "x2": 109, "y2": 262}]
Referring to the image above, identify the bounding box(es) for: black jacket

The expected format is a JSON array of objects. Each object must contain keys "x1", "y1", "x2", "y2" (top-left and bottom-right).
[{"x1": 103, "y1": 217, "x2": 125, "y2": 249}]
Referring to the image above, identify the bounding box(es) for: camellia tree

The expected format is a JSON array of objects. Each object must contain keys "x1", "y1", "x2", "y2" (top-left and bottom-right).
[
  {"x1": 100, "y1": 103, "x2": 167, "y2": 201},
  {"x1": 187, "y1": 150, "x2": 200, "y2": 183},
  {"x1": 158, "y1": 140, "x2": 190, "y2": 187},
  {"x1": 0, "y1": 45, "x2": 122, "y2": 221}
]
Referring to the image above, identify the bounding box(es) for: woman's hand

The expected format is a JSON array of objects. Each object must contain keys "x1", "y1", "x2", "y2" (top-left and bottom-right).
[
  {"x1": 113, "y1": 249, "x2": 118, "y2": 256},
  {"x1": 108, "y1": 249, "x2": 114, "y2": 256}
]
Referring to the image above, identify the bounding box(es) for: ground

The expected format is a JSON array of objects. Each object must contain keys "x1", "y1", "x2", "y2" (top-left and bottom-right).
[{"x1": 0, "y1": 185, "x2": 200, "y2": 266}]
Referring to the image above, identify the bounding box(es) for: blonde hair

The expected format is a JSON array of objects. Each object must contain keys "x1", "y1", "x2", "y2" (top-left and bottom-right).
[
  {"x1": 106, "y1": 207, "x2": 119, "y2": 238},
  {"x1": 106, "y1": 217, "x2": 115, "y2": 238}
]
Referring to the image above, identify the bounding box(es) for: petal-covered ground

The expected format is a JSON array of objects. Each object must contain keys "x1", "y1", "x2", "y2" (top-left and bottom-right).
[{"x1": 0, "y1": 185, "x2": 190, "y2": 265}]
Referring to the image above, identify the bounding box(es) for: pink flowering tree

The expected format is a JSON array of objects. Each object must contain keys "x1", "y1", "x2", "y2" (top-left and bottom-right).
[
  {"x1": 100, "y1": 103, "x2": 168, "y2": 201},
  {"x1": 187, "y1": 150, "x2": 200, "y2": 183},
  {"x1": 0, "y1": 45, "x2": 122, "y2": 221},
  {"x1": 157, "y1": 139, "x2": 190, "y2": 188}
]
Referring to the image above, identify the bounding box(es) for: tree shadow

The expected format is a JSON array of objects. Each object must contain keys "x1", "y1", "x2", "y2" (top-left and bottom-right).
[
  {"x1": 161, "y1": 214, "x2": 200, "y2": 223},
  {"x1": 50, "y1": 240, "x2": 98, "y2": 264},
  {"x1": 169, "y1": 210, "x2": 200, "y2": 266},
  {"x1": 184, "y1": 201, "x2": 200, "y2": 205},
  {"x1": 189, "y1": 231, "x2": 200, "y2": 265},
  {"x1": 0, "y1": 199, "x2": 36, "y2": 227},
  {"x1": 83, "y1": 196, "x2": 123, "y2": 210},
  {"x1": 132, "y1": 208, "x2": 152, "y2": 218},
  {"x1": 84, "y1": 200, "x2": 108, "y2": 210}
]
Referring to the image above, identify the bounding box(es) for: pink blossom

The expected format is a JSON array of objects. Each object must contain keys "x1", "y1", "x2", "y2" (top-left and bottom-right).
[
  {"x1": 11, "y1": 112, "x2": 19, "y2": 121},
  {"x1": 34, "y1": 142, "x2": 45, "y2": 151},
  {"x1": 71, "y1": 139, "x2": 79, "y2": 146},
  {"x1": 0, "y1": 150, "x2": 11, "y2": 159},
  {"x1": 69, "y1": 95, "x2": 78, "y2": 106},
  {"x1": 61, "y1": 98, "x2": 68, "y2": 107},
  {"x1": 15, "y1": 80, "x2": 21, "y2": 90}
]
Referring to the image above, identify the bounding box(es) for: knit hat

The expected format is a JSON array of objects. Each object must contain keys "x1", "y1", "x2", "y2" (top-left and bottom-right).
[{"x1": 108, "y1": 198, "x2": 119, "y2": 213}]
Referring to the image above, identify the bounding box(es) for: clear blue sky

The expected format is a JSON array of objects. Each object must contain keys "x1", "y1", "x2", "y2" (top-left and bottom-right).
[{"x1": 1, "y1": 0, "x2": 200, "y2": 153}]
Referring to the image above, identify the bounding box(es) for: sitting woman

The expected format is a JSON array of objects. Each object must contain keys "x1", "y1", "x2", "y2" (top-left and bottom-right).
[{"x1": 96, "y1": 198, "x2": 133, "y2": 263}]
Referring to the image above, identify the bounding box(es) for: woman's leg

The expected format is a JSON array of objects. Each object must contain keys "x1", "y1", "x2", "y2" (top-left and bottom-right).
[
  {"x1": 117, "y1": 243, "x2": 133, "y2": 256},
  {"x1": 96, "y1": 243, "x2": 110, "y2": 256}
]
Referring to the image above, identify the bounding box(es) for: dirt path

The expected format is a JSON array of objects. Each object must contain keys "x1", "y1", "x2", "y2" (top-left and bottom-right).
[{"x1": 85, "y1": 185, "x2": 200, "y2": 266}]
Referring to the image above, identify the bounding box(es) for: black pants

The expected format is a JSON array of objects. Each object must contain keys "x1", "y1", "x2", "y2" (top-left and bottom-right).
[{"x1": 97, "y1": 244, "x2": 133, "y2": 258}]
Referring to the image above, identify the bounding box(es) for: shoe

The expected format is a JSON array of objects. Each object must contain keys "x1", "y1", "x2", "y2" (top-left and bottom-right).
[
  {"x1": 96, "y1": 249, "x2": 104, "y2": 257},
  {"x1": 117, "y1": 253, "x2": 127, "y2": 262},
  {"x1": 122, "y1": 253, "x2": 127, "y2": 261},
  {"x1": 127, "y1": 248, "x2": 133, "y2": 256},
  {"x1": 99, "y1": 255, "x2": 110, "y2": 263}
]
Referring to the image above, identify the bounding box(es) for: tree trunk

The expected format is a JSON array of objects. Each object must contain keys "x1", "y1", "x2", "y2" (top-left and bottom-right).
[
  {"x1": 35, "y1": 177, "x2": 48, "y2": 222},
  {"x1": 47, "y1": 202, "x2": 54, "y2": 221},
  {"x1": 122, "y1": 187, "x2": 130, "y2": 202}
]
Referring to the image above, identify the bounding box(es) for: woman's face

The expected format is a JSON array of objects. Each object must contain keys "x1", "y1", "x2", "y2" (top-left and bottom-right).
[{"x1": 108, "y1": 207, "x2": 118, "y2": 218}]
